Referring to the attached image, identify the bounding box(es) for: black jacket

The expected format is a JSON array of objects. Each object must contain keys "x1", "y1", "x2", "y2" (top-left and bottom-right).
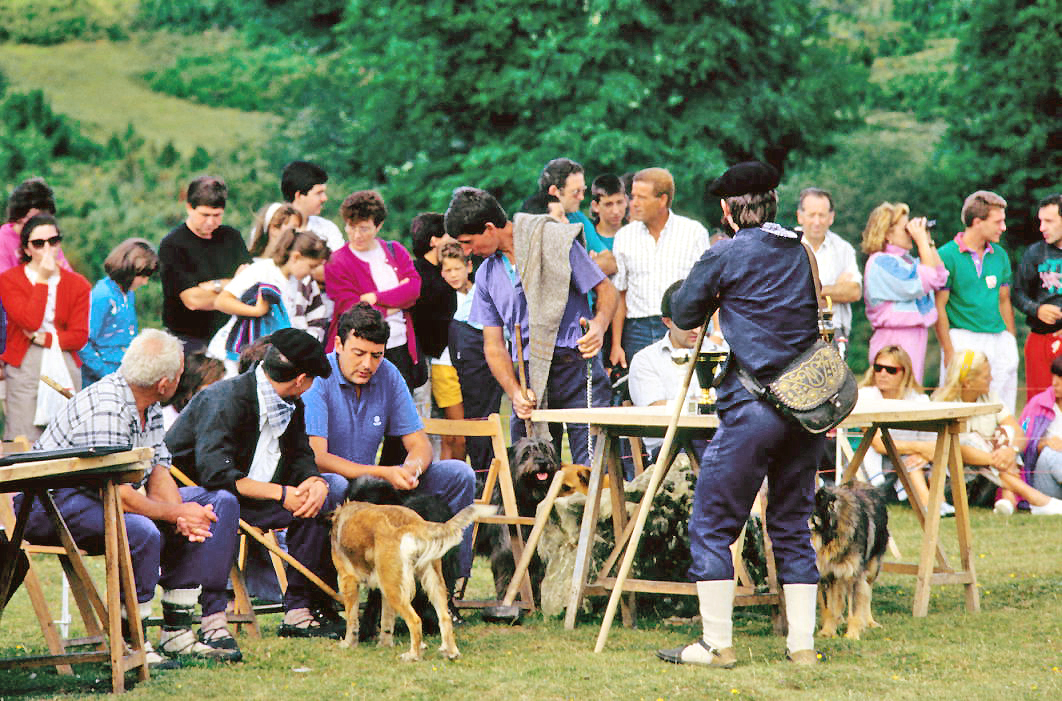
[{"x1": 164, "y1": 370, "x2": 320, "y2": 492}]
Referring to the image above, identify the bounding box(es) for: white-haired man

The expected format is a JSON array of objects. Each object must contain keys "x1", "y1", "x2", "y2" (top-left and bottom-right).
[{"x1": 14, "y1": 329, "x2": 243, "y2": 663}]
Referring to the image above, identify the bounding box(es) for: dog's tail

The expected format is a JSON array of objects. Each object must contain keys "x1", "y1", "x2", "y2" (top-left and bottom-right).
[{"x1": 408, "y1": 504, "x2": 496, "y2": 569}]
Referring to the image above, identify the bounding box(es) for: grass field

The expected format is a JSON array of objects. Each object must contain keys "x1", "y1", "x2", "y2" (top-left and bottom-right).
[
  {"x1": 0, "y1": 36, "x2": 276, "y2": 154},
  {"x1": 2, "y1": 504, "x2": 1060, "y2": 700}
]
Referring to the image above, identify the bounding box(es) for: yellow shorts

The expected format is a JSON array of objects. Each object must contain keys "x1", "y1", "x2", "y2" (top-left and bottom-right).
[{"x1": 431, "y1": 364, "x2": 463, "y2": 408}]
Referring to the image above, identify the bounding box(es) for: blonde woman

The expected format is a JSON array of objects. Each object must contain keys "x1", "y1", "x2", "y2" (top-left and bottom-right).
[
  {"x1": 931, "y1": 350, "x2": 1062, "y2": 515},
  {"x1": 856, "y1": 346, "x2": 935, "y2": 502},
  {"x1": 862, "y1": 202, "x2": 947, "y2": 382}
]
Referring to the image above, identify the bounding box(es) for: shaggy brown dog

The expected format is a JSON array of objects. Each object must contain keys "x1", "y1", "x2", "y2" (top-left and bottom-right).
[
  {"x1": 809, "y1": 482, "x2": 889, "y2": 640},
  {"x1": 330, "y1": 501, "x2": 495, "y2": 661}
]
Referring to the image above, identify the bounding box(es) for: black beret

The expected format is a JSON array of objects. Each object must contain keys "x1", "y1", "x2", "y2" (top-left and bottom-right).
[
  {"x1": 707, "y1": 161, "x2": 780, "y2": 198},
  {"x1": 267, "y1": 328, "x2": 332, "y2": 379}
]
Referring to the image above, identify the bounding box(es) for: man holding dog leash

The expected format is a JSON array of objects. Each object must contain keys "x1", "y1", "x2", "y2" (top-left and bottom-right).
[
  {"x1": 443, "y1": 186, "x2": 618, "y2": 466},
  {"x1": 659, "y1": 162, "x2": 825, "y2": 668}
]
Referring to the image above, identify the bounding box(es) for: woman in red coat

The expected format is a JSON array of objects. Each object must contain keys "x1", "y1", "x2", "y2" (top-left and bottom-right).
[{"x1": 0, "y1": 213, "x2": 90, "y2": 441}]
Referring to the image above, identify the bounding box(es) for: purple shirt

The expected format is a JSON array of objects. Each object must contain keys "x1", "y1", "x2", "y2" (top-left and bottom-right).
[{"x1": 469, "y1": 242, "x2": 605, "y2": 359}]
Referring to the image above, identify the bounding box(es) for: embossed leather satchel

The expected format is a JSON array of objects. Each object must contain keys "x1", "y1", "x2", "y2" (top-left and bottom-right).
[{"x1": 736, "y1": 241, "x2": 856, "y2": 434}]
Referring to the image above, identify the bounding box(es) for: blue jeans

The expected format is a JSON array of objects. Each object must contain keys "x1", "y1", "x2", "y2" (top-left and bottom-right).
[
  {"x1": 239, "y1": 472, "x2": 348, "y2": 612},
  {"x1": 621, "y1": 316, "x2": 666, "y2": 363},
  {"x1": 1033, "y1": 448, "x2": 1062, "y2": 499}
]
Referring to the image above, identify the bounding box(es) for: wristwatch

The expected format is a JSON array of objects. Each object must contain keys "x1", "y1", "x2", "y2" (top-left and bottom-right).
[{"x1": 212, "y1": 279, "x2": 222, "y2": 294}]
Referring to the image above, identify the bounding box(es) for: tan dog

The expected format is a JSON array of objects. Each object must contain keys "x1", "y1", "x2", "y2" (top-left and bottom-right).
[
  {"x1": 557, "y1": 463, "x2": 610, "y2": 497},
  {"x1": 330, "y1": 501, "x2": 496, "y2": 661}
]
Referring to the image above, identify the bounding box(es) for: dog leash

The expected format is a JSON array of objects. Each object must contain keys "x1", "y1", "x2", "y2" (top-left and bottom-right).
[{"x1": 580, "y1": 318, "x2": 594, "y2": 467}]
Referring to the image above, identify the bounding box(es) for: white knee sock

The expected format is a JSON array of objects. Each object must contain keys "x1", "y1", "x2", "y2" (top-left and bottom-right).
[
  {"x1": 696, "y1": 579, "x2": 735, "y2": 650},
  {"x1": 784, "y1": 583, "x2": 818, "y2": 653}
]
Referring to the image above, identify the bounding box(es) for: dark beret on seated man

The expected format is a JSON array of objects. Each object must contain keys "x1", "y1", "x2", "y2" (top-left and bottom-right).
[{"x1": 165, "y1": 328, "x2": 349, "y2": 638}]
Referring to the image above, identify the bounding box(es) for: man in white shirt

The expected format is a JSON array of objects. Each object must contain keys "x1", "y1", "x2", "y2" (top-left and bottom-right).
[
  {"x1": 794, "y1": 188, "x2": 861, "y2": 345},
  {"x1": 610, "y1": 167, "x2": 709, "y2": 367},
  {"x1": 281, "y1": 160, "x2": 346, "y2": 254},
  {"x1": 628, "y1": 281, "x2": 703, "y2": 456}
]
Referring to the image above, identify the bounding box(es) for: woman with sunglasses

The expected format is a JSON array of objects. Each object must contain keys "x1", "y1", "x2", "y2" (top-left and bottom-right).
[
  {"x1": 857, "y1": 345, "x2": 942, "y2": 511},
  {"x1": 0, "y1": 213, "x2": 90, "y2": 441},
  {"x1": 862, "y1": 202, "x2": 948, "y2": 383}
]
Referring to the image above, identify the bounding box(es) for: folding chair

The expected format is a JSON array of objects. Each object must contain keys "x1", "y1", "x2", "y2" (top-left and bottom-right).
[
  {"x1": 168, "y1": 467, "x2": 340, "y2": 637},
  {"x1": 421, "y1": 414, "x2": 536, "y2": 611}
]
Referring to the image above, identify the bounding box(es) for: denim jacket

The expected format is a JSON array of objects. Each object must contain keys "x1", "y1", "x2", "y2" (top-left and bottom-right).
[{"x1": 82, "y1": 277, "x2": 136, "y2": 384}]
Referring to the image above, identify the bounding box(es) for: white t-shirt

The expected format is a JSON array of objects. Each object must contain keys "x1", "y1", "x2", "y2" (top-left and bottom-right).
[
  {"x1": 352, "y1": 242, "x2": 406, "y2": 349},
  {"x1": 207, "y1": 258, "x2": 298, "y2": 368},
  {"x1": 306, "y1": 216, "x2": 346, "y2": 255},
  {"x1": 856, "y1": 386, "x2": 931, "y2": 485}
]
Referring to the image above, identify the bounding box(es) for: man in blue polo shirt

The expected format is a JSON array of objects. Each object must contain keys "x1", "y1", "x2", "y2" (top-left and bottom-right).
[{"x1": 302, "y1": 302, "x2": 476, "y2": 577}]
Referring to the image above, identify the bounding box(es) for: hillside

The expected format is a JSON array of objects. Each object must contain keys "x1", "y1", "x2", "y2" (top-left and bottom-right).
[{"x1": 0, "y1": 37, "x2": 276, "y2": 154}]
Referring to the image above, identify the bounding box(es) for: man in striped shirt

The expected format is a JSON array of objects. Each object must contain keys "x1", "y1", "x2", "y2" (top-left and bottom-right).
[{"x1": 609, "y1": 167, "x2": 710, "y2": 367}]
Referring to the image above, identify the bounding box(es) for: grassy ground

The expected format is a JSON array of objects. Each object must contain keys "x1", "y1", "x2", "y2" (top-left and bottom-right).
[
  {"x1": 0, "y1": 36, "x2": 276, "y2": 154},
  {"x1": 2, "y1": 505, "x2": 1060, "y2": 700}
]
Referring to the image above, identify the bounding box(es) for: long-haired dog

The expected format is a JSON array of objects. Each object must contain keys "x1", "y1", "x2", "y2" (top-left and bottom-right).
[
  {"x1": 330, "y1": 500, "x2": 496, "y2": 661},
  {"x1": 476, "y1": 437, "x2": 565, "y2": 603},
  {"x1": 345, "y1": 479, "x2": 459, "y2": 641},
  {"x1": 809, "y1": 482, "x2": 889, "y2": 640}
]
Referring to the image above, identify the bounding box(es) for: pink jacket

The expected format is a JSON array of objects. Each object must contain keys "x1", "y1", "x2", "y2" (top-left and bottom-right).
[{"x1": 323, "y1": 240, "x2": 422, "y2": 357}]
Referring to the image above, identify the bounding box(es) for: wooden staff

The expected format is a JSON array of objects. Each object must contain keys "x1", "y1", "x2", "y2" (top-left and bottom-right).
[
  {"x1": 513, "y1": 323, "x2": 534, "y2": 436},
  {"x1": 593, "y1": 319, "x2": 709, "y2": 653}
]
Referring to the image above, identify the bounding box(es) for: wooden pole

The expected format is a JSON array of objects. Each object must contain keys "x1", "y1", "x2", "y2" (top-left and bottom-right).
[{"x1": 593, "y1": 321, "x2": 708, "y2": 653}]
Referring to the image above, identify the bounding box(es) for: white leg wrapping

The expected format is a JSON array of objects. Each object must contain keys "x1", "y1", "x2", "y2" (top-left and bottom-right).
[
  {"x1": 784, "y1": 583, "x2": 818, "y2": 653},
  {"x1": 697, "y1": 579, "x2": 735, "y2": 650}
]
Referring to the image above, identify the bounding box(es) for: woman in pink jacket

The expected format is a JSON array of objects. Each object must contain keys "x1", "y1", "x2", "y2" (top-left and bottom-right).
[{"x1": 324, "y1": 190, "x2": 423, "y2": 388}]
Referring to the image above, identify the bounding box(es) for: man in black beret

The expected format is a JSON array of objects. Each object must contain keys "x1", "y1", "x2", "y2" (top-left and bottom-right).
[
  {"x1": 166, "y1": 328, "x2": 350, "y2": 640},
  {"x1": 657, "y1": 161, "x2": 823, "y2": 667}
]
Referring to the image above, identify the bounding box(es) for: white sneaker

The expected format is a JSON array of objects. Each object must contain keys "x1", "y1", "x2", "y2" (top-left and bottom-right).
[
  {"x1": 993, "y1": 499, "x2": 1015, "y2": 516},
  {"x1": 939, "y1": 502, "x2": 956, "y2": 517},
  {"x1": 1030, "y1": 498, "x2": 1062, "y2": 516}
]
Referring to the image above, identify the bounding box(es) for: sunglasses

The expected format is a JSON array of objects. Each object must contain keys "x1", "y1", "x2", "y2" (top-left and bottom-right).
[
  {"x1": 28, "y1": 235, "x2": 62, "y2": 249},
  {"x1": 873, "y1": 363, "x2": 902, "y2": 375}
]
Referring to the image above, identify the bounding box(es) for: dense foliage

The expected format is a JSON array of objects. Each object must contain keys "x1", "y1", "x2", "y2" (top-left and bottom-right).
[
  {"x1": 935, "y1": 0, "x2": 1062, "y2": 243},
  {"x1": 0, "y1": 0, "x2": 134, "y2": 44},
  {"x1": 275, "y1": 0, "x2": 869, "y2": 224}
]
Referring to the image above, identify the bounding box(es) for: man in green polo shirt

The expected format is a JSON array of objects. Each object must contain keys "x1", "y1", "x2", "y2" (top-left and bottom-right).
[{"x1": 934, "y1": 190, "x2": 1018, "y2": 413}]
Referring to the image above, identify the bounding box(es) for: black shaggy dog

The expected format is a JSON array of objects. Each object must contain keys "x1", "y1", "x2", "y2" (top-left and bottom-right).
[
  {"x1": 476, "y1": 437, "x2": 561, "y2": 604},
  {"x1": 809, "y1": 482, "x2": 889, "y2": 640},
  {"x1": 345, "y1": 478, "x2": 460, "y2": 640}
]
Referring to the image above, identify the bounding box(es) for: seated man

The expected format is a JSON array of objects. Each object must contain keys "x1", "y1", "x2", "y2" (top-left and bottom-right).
[
  {"x1": 15, "y1": 329, "x2": 242, "y2": 663},
  {"x1": 303, "y1": 303, "x2": 476, "y2": 583},
  {"x1": 628, "y1": 280, "x2": 704, "y2": 459},
  {"x1": 165, "y1": 328, "x2": 346, "y2": 638}
]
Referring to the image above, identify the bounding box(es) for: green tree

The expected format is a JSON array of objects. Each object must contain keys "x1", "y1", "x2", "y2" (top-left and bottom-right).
[
  {"x1": 279, "y1": 0, "x2": 868, "y2": 226},
  {"x1": 936, "y1": 0, "x2": 1062, "y2": 238}
]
